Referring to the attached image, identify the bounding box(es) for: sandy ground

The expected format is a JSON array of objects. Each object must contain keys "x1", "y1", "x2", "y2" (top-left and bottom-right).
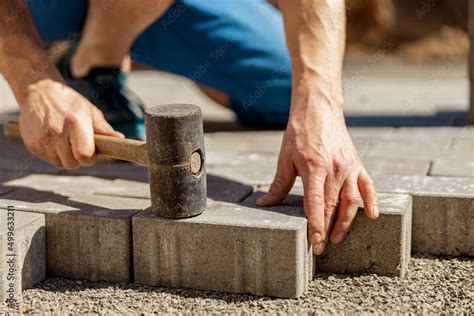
[{"x1": 1, "y1": 255, "x2": 472, "y2": 314}]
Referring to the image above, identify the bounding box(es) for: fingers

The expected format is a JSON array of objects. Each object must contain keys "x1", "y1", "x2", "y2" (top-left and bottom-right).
[
  {"x1": 313, "y1": 174, "x2": 342, "y2": 255},
  {"x1": 358, "y1": 168, "x2": 379, "y2": 220},
  {"x1": 39, "y1": 148, "x2": 63, "y2": 169},
  {"x1": 65, "y1": 115, "x2": 97, "y2": 167},
  {"x1": 301, "y1": 166, "x2": 327, "y2": 254},
  {"x1": 256, "y1": 150, "x2": 296, "y2": 207},
  {"x1": 56, "y1": 138, "x2": 80, "y2": 170},
  {"x1": 92, "y1": 107, "x2": 124, "y2": 138},
  {"x1": 25, "y1": 137, "x2": 64, "y2": 169},
  {"x1": 330, "y1": 176, "x2": 361, "y2": 244}
]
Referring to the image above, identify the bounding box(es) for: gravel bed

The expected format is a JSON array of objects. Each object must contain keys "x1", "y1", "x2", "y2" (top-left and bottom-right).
[{"x1": 2, "y1": 255, "x2": 473, "y2": 314}]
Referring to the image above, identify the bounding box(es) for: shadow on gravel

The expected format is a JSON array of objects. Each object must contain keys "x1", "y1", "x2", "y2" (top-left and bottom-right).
[
  {"x1": 28, "y1": 251, "x2": 474, "y2": 302},
  {"x1": 32, "y1": 278, "x2": 272, "y2": 303}
]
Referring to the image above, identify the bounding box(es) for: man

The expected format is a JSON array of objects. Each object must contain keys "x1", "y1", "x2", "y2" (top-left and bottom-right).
[{"x1": 0, "y1": 0, "x2": 379, "y2": 255}]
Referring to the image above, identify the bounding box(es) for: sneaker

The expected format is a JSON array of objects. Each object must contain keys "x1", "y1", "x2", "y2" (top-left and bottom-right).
[{"x1": 56, "y1": 45, "x2": 146, "y2": 140}]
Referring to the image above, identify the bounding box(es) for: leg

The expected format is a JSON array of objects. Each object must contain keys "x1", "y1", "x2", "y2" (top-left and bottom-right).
[
  {"x1": 131, "y1": 0, "x2": 292, "y2": 127},
  {"x1": 28, "y1": 0, "x2": 172, "y2": 76},
  {"x1": 197, "y1": 84, "x2": 231, "y2": 108},
  {"x1": 29, "y1": 0, "x2": 233, "y2": 109},
  {"x1": 72, "y1": 0, "x2": 173, "y2": 77},
  {"x1": 28, "y1": 0, "x2": 175, "y2": 140},
  {"x1": 28, "y1": 1, "x2": 87, "y2": 43},
  {"x1": 29, "y1": 0, "x2": 292, "y2": 127}
]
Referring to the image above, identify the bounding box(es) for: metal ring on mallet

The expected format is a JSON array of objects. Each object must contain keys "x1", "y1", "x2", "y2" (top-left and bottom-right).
[{"x1": 145, "y1": 104, "x2": 207, "y2": 219}]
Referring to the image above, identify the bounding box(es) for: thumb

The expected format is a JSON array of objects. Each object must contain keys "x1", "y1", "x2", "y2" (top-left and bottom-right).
[
  {"x1": 256, "y1": 160, "x2": 296, "y2": 207},
  {"x1": 92, "y1": 107, "x2": 125, "y2": 138}
]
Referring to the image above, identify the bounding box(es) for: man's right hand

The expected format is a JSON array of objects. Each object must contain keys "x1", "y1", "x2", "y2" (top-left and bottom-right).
[
  {"x1": 18, "y1": 78, "x2": 124, "y2": 169},
  {"x1": 0, "y1": 0, "x2": 123, "y2": 169}
]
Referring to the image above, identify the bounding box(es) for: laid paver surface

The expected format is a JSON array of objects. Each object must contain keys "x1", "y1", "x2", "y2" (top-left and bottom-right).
[
  {"x1": 0, "y1": 58, "x2": 473, "y2": 311},
  {"x1": 373, "y1": 175, "x2": 474, "y2": 256},
  {"x1": 430, "y1": 159, "x2": 474, "y2": 177}
]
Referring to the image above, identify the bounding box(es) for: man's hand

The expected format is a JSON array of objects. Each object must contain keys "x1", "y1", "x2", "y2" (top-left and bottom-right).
[
  {"x1": 259, "y1": 0, "x2": 380, "y2": 254},
  {"x1": 0, "y1": 0, "x2": 122, "y2": 170},
  {"x1": 18, "y1": 78, "x2": 123, "y2": 169},
  {"x1": 257, "y1": 93, "x2": 378, "y2": 255}
]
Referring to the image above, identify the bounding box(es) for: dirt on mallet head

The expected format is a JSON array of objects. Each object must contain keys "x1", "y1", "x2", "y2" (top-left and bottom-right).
[{"x1": 144, "y1": 104, "x2": 207, "y2": 219}]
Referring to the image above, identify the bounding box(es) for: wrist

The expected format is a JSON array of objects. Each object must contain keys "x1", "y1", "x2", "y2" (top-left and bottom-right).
[
  {"x1": 2, "y1": 54, "x2": 63, "y2": 107},
  {"x1": 293, "y1": 67, "x2": 343, "y2": 101},
  {"x1": 0, "y1": 30, "x2": 45, "y2": 67},
  {"x1": 290, "y1": 81, "x2": 344, "y2": 118}
]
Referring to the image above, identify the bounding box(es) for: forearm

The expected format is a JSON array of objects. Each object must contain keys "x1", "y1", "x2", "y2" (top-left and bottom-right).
[
  {"x1": 0, "y1": 0, "x2": 59, "y2": 103},
  {"x1": 262, "y1": 1, "x2": 378, "y2": 255},
  {"x1": 279, "y1": 0, "x2": 346, "y2": 115}
]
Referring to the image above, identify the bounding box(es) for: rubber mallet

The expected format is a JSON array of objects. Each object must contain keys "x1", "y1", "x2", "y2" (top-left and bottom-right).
[{"x1": 3, "y1": 104, "x2": 207, "y2": 219}]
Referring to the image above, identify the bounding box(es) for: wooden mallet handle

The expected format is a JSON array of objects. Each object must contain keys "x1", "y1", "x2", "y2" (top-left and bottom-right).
[{"x1": 3, "y1": 121, "x2": 148, "y2": 166}]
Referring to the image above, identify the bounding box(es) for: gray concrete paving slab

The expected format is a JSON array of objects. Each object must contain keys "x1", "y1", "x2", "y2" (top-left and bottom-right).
[
  {"x1": 412, "y1": 195, "x2": 474, "y2": 256},
  {"x1": 374, "y1": 174, "x2": 474, "y2": 197},
  {"x1": 206, "y1": 176, "x2": 253, "y2": 203},
  {"x1": 430, "y1": 159, "x2": 474, "y2": 177},
  {"x1": 0, "y1": 174, "x2": 15, "y2": 196},
  {"x1": 205, "y1": 129, "x2": 400, "y2": 160},
  {"x1": 93, "y1": 179, "x2": 150, "y2": 199},
  {"x1": 133, "y1": 200, "x2": 313, "y2": 298},
  {"x1": 2, "y1": 174, "x2": 115, "y2": 196},
  {"x1": 446, "y1": 138, "x2": 474, "y2": 159},
  {"x1": 366, "y1": 141, "x2": 451, "y2": 160},
  {"x1": 0, "y1": 128, "x2": 59, "y2": 176},
  {"x1": 0, "y1": 189, "x2": 150, "y2": 283},
  {"x1": 0, "y1": 188, "x2": 13, "y2": 197},
  {"x1": 374, "y1": 175, "x2": 474, "y2": 256},
  {"x1": 394, "y1": 127, "x2": 474, "y2": 142},
  {"x1": 0, "y1": 174, "x2": 15, "y2": 197},
  {"x1": 205, "y1": 149, "x2": 278, "y2": 171},
  {"x1": 343, "y1": 76, "x2": 467, "y2": 116},
  {"x1": 0, "y1": 210, "x2": 45, "y2": 304},
  {"x1": 205, "y1": 131, "x2": 284, "y2": 155},
  {"x1": 347, "y1": 127, "x2": 398, "y2": 139},
  {"x1": 316, "y1": 193, "x2": 412, "y2": 277},
  {"x1": 207, "y1": 154, "x2": 278, "y2": 185},
  {"x1": 60, "y1": 161, "x2": 149, "y2": 182},
  {"x1": 362, "y1": 158, "x2": 431, "y2": 175},
  {"x1": 244, "y1": 189, "x2": 412, "y2": 277},
  {"x1": 93, "y1": 175, "x2": 253, "y2": 204},
  {"x1": 204, "y1": 128, "x2": 454, "y2": 185}
]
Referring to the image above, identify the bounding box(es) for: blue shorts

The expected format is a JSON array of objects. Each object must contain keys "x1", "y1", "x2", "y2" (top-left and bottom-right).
[{"x1": 28, "y1": 0, "x2": 292, "y2": 127}]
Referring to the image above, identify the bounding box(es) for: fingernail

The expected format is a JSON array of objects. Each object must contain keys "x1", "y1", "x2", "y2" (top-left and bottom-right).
[
  {"x1": 332, "y1": 232, "x2": 345, "y2": 244},
  {"x1": 310, "y1": 233, "x2": 322, "y2": 245},
  {"x1": 373, "y1": 204, "x2": 379, "y2": 218},
  {"x1": 256, "y1": 195, "x2": 267, "y2": 206},
  {"x1": 314, "y1": 242, "x2": 326, "y2": 255}
]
